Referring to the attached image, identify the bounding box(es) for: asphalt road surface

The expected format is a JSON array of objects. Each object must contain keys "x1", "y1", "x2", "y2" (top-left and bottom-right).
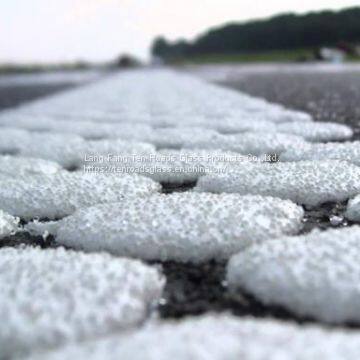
[
  {"x1": 1, "y1": 67, "x2": 359, "y2": 327},
  {"x1": 0, "y1": 83, "x2": 75, "y2": 110},
  {"x1": 220, "y1": 69, "x2": 360, "y2": 139}
]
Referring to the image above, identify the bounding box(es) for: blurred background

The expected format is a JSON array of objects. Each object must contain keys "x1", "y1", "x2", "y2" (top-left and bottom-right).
[
  {"x1": 1, "y1": 0, "x2": 360, "y2": 118},
  {"x1": 2, "y1": 0, "x2": 360, "y2": 69}
]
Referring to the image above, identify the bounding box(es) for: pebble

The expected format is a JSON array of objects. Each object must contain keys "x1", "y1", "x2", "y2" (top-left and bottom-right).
[
  {"x1": 0, "y1": 155, "x2": 62, "y2": 177},
  {"x1": 329, "y1": 215, "x2": 344, "y2": 226},
  {"x1": 143, "y1": 127, "x2": 220, "y2": 149},
  {"x1": 195, "y1": 160, "x2": 360, "y2": 206},
  {"x1": 0, "y1": 246, "x2": 165, "y2": 358},
  {"x1": 0, "y1": 115, "x2": 154, "y2": 141},
  {"x1": 183, "y1": 132, "x2": 307, "y2": 156},
  {"x1": 280, "y1": 141, "x2": 360, "y2": 166},
  {"x1": 345, "y1": 195, "x2": 360, "y2": 222},
  {"x1": 276, "y1": 121, "x2": 353, "y2": 142},
  {"x1": 227, "y1": 226, "x2": 360, "y2": 323},
  {"x1": 28, "y1": 313, "x2": 360, "y2": 360},
  {"x1": 110, "y1": 149, "x2": 253, "y2": 185},
  {"x1": 0, "y1": 209, "x2": 19, "y2": 239},
  {"x1": 21, "y1": 135, "x2": 155, "y2": 169},
  {"x1": 0, "y1": 172, "x2": 160, "y2": 219},
  {"x1": 26, "y1": 193, "x2": 304, "y2": 263}
]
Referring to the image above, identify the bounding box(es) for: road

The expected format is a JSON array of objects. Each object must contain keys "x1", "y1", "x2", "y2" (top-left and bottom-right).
[{"x1": 1, "y1": 66, "x2": 360, "y2": 358}]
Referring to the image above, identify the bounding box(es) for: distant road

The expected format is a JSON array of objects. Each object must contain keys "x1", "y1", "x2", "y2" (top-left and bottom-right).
[
  {"x1": 188, "y1": 63, "x2": 360, "y2": 140},
  {"x1": 3, "y1": 64, "x2": 360, "y2": 143},
  {"x1": 0, "y1": 83, "x2": 75, "y2": 110},
  {"x1": 0, "y1": 70, "x2": 103, "y2": 110}
]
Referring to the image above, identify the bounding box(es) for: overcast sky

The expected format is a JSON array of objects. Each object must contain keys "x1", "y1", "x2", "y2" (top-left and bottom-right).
[{"x1": 1, "y1": 0, "x2": 359, "y2": 64}]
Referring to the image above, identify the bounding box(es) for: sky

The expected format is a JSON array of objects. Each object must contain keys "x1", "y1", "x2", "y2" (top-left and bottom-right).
[{"x1": 1, "y1": 0, "x2": 359, "y2": 64}]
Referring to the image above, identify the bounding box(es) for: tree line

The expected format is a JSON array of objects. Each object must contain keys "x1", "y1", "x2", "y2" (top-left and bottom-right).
[{"x1": 151, "y1": 7, "x2": 360, "y2": 60}]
